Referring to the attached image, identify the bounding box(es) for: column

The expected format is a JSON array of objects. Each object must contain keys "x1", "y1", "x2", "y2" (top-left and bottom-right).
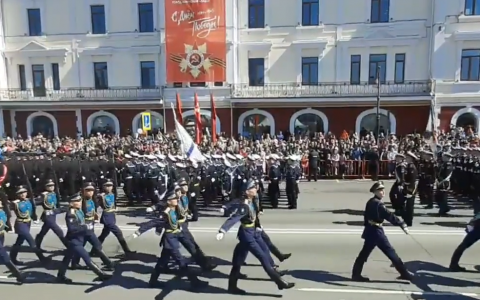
[
  {"x1": 0, "y1": 109, "x2": 4, "y2": 138},
  {"x1": 455, "y1": 41, "x2": 464, "y2": 81},
  {"x1": 10, "y1": 110, "x2": 16, "y2": 137},
  {"x1": 44, "y1": 59, "x2": 53, "y2": 89},
  {"x1": 386, "y1": 46, "x2": 395, "y2": 81},
  {"x1": 264, "y1": 0, "x2": 271, "y2": 27},
  {"x1": 335, "y1": 45, "x2": 343, "y2": 81},
  {"x1": 75, "y1": 109, "x2": 83, "y2": 137}
]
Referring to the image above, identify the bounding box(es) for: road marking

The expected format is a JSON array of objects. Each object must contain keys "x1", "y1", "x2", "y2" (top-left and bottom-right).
[
  {"x1": 297, "y1": 288, "x2": 479, "y2": 297},
  {"x1": 22, "y1": 225, "x2": 466, "y2": 235},
  {"x1": 0, "y1": 276, "x2": 36, "y2": 280}
]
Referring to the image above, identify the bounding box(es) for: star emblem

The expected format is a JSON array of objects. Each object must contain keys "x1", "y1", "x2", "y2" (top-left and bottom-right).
[{"x1": 178, "y1": 42, "x2": 213, "y2": 78}]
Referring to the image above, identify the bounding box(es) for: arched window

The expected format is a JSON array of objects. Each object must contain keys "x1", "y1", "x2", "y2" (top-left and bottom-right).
[
  {"x1": 242, "y1": 114, "x2": 271, "y2": 140},
  {"x1": 136, "y1": 114, "x2": 163, "y2": 132},
  {"x1": 456, "y1": 113, "x2": 477, "y2": 131},
  {"x1": 31, "y1": 116, "x2": 54, "y2": 137},
  {"x1": 359, "y1": 113, "x2": 390, "y2": 137},
  {"x1": 293, "y1": 113, "x2": 324, "y2": 136},
  {"x1": 91, "y1": 115, "x2": 115, "y2": 135}
]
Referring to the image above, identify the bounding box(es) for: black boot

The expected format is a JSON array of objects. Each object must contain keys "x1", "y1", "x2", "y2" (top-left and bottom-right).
[
  {"x1": 56, "y1": 264, "x2": 73, "y2": 284},
  {"x1": 351, "y1": 257, "x2": 369, "y2": 282},
  {"x1": 34, "y1": 248, "x2": 50, "y2": 264},
  {"x1": 195, "y1": 251, "x2": 217, "y2": 272},
  {"x1": 392, "y1": 260, "x2": 413, "y2": 282},
  {"x1": 182, "y1": 266, "x2": 208, "y2": 290},
  {"x1": 87, "y1": 261, "x2": 113, "y2": 282},
  {"x1": 228, "y1": 267, "x2": 246, "y2": 295},
  {"x1": 9, "y1": 247, "x2": 23, "y2": 265},
  {"x1": 119, "y1": 239, "x2": 136, "y2": 257},
  {"x1": 6, "y1": 261, "x2": 26, "y2": 284},
  {"x1": 271, "y1": 269, "x2": 295, "y2": 290},
  {"x1": 34, "y1": 236, "x2": 47, "y2": 253},
  {"x1": 148, "y1": 267, "x2": 162, "y2": 288},
  {"x1": 97, "y1": 249, "x2": 115, "y2": 271},
  {"x1": 269, "y1": 245, "x2": 291, "y2": 262},
  {"x1": 449, "y1": 246, "x2": 467, "y2": 272}
]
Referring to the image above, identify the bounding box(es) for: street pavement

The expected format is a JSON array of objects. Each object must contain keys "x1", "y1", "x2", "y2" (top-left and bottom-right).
[{"x1": 0, "y1": 180, "x2": 479, "y2": 300}]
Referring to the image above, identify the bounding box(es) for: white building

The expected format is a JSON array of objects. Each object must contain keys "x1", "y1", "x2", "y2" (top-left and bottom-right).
[{"x1": 0, "y1": 0, "x2": 452, "y2": 138}]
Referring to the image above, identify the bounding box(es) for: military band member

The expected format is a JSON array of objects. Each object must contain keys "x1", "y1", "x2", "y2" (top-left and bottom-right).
[
  {"x1": 285, "y1": 156, "x2": 300, "y2": 209},
  {"x1": 132, "y1": 189, "x2": 209, "y2": 289},
  {"x1": 267, "y1": 156, "x2": 281, "y2": 208},
  {"x1": 56, "y1": 193, "x2": 113, "y2": 283},
  {"x1": 94, "y1": 179, "x2": 135, "y2": 257},
  {"x1": 351, "y1": 181, "x2": 412, "y2": 282},
  {"x1": 10, "y1": 185, "x2": 49, "y2": 265},
  {"x1": 216, "y1": 179, "x2": 295, "y2": 294},
  {"x1": 35, "y1": 179, "x2": 68, "y2": 252},
  {"x1": 389, "y1": 153, "x2": 406, "y2": 216}
]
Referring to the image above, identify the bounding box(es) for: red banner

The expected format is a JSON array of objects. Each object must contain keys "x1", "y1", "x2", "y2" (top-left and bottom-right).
[{"x1": 165, "y1": 0, "x2": 226, "y2": 83}]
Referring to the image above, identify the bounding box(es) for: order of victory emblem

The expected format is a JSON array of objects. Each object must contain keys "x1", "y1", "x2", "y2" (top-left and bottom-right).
[{"x1": 179, "y1": 43, "x2": 212, "y2": 78}]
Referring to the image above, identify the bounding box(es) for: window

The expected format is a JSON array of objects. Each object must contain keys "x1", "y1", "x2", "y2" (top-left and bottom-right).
[
  {"x1": 460, "y1": 49, "x2": 480, "y2": 81},
  {"x1": 140, "y1": 61, "x2": 156, "y2": 88},
  {"x1": 51, "y1": 63, "x2": 60, "y2": 90},
  {"x1": 368, "y1": 54, "x2": 386, "y2": 84},
  {"x1": 91, "y1": 5, "x2": 106, "y2": 34},
  {"x1": 350, "y1": 55, "x2": 361, "y2": 84},
  {"x1": 248, "y1": 0, "x2": 265, "y2": 29},
  {"x1": 301, "y1": 57, "x2": 318, "y2": 85},
  {"x1": 248, "y1": 58, "x2": 264, "y2": 86},
  {"x1": 138, "y1": 3, "x2": 154, "y2": 32},
  {"x1": 302, "y1": 0, "x2": 319, "y2": 26},
  {"x1": 190, "y1": 82, "x2": 206, "y2": 87},
  {"x1": 18, "y1": 65, "x2": 27, "y2": 91},
  {"x1": 394, "y1": 54, "x2": 405, "y2": 83},
  {"x1": 465, "y1": 0, "x2": 480, "y2": 15},
  {"x1": 370, "y1": 0, "x2": 390, "y2": 23},
  {"x1": 32, "y1": 65, "x2": 46, "y2": 97},
  {"x1": 94, "y1": 62, "x2": 109, "y2": 89},
  {"x1": 27, "y1": 9, "x2": 42, "y2": 36}
]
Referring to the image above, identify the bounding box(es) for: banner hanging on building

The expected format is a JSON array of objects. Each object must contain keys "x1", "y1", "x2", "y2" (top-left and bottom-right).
[{"x1": 165, "y1": 0, "x2": 226, "y2": 83}]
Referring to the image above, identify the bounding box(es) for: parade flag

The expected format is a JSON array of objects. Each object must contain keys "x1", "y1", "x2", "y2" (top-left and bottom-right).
[
  {"x1": 194, "y1": 93, "x2": 203, "y2": 144},
  {"x1": 164, "y1": 0, "x2": 226, "y2": 83},
  {"x1": 176, "y1": 93, "x2": 183, "y2": 124},
  {"x1": 210, "y1": 93, "x2": 217, "y2": 143},
  {"x1": 171, "y1": 103, "x2": 204, "y2": 162}
]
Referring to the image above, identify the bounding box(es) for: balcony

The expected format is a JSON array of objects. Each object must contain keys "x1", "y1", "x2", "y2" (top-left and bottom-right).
[
  {"x1": 230, "y1": 81, "x2": 432, "y2": 99},
  {"x1": 0, "y1": 87, "x2": 162, "y2": 101}
]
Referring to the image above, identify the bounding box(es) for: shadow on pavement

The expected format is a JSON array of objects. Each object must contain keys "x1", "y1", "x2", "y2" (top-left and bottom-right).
[
  {"x1": 323, "y1": 208, "x2": 469, "y2": 218},
  {"x1": 419, "y1": 221, "x2": 466, "y2": 229},
  {"x1": 288, "y1": 269, "x2": 405, "y2": 287},
  {"x1": 404, "y1": 261, "x2": 480, "y2": 300}
]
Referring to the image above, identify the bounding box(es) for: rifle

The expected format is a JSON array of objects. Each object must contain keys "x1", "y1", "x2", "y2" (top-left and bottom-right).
[{"x1": 21, "y1": 162, "x2": 38, "y2": 221}]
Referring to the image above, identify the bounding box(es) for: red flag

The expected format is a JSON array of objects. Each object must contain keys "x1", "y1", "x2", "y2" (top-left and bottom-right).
[
  {"x1": 194, "y1": 93, "x2": 202, "y2": 144},
  {"x1": 176, "y1": 93, "x2": 183, "y2": 124},
  {"x1": 210, "y1": 93, "x2": 217, "y2": 144}
]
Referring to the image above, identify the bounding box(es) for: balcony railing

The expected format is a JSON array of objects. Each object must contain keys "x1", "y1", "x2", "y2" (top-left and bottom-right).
[
  {"x1": 230, "y1": 81, "x2": 432, "y2": 98},
  {"x1": 0, "y1": 87, "x2": 162, "y2": 101}
]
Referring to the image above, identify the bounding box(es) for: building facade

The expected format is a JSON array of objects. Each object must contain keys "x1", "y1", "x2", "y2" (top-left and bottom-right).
[{"x1": 0, "y1": 0, "x2": 449, "y2": 138}]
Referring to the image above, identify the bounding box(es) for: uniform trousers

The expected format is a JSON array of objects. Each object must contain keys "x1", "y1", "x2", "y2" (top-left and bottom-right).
[
  {"x1": 71, "y1": 228, "x2": 103, "y2": 266},
  {"x1": 450, "y1": 228, "x2": 480, "y2": 265},
  {"x1": 11, "y1": 221, "x2": 45, "y2": 262},
  {"x1": 0, "y1": 234, "x2": 11, "y2": 264},
  {"x1": 35, "y1": 214, "x2": 67, "y2": 247}
]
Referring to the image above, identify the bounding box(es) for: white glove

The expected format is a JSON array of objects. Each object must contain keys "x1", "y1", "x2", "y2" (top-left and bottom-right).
[
  {"x1": 186, "y1": 214, "x2": 192, "y2": 220},
  {"x1": 402, "y1": 226, "x2": 409, "y2": 234},
  {"x1": 86, "y1": 224, "x2": 94, "y2": 230},
  {"x1": 146, "y1": 207, "x2": 154, "y2": 213},
  {"x1": 132, "y1": 232, "x2": 139, "y2": 239},
  {"x1": 296, "y1": 180, "x2": 300, "y2": 183},
  {"x1": 237, "y1": 175, "x2": 241, "y2": 179},
  {"x1": 259, "y1": 211, "x2": 264, "y2": 215},
  {"x1": 33, "y1": 220, "x2": 40, "y2": 224},
  {"x1": 219, "y1": 208, "x2": 225, "y2": 214},
  {"x1": 211, "y1": 178, "x2": 216, "y2": 182},
  {"x1": 256, "y1": 227, "x2": 263, "y2": 232},
  {"x1": 190, "y1": 192, "x2": 196, "y2": 197},
  {"x1": 216, "y1": 232, "x2": 224, "y2": 240}
]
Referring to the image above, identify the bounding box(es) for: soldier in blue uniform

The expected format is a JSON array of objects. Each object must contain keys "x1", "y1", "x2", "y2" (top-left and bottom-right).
[
  {"x1": 9, "y1": 185, "x2": 49, "y2": 265},
  {"x1": 351, "y1": 181, "x2": 413, "y2": 282},
  {"x1": 175, "y1": 178, "x2": 217, "y2": 271},
  {"x1": 56, "y1": 193, "x2": 113, "y2": 283},
  {"x1": 93, "y1": 179, "x2": 135, "y2": 257},
  {"x1": 0, "y1": 194, "x2": 25, "y2": 283},
  {"x1": 285, "y1": 156, "x2": 300, "y2": 209},
  {"x1": 132, "y1": 189, "x2": 209, "y2": 289},
  {"x1": 71, "y1": 182, "x2": 115, "y2": 271},
  {"x1": 216, "y1": 179, "x2": 294, "y2": 294},
  {"x1": 449, "y1": 212, "x2": 480, "y2": 271},
  {"x1": 35, "y1": 179, "x2": 68, "y2": 252},
  {"x1": 267, "y1": 156, "x2": 281, "y2": 208}
]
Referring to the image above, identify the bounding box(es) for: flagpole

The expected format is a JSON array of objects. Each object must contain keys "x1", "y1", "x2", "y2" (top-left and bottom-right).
[{"x1": 160, "y1": 98, "x2": 166, "y2": 134}]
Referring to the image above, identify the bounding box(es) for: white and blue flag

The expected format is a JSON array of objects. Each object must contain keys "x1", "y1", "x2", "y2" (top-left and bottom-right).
[{"x1": 171, "y1": 103, "x2": 204, "y2": 162}]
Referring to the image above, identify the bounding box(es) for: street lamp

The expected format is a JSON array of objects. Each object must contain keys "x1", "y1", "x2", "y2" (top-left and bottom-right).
[{"x1": 375, "y1": 66, "x2": 381, "y2": 146}]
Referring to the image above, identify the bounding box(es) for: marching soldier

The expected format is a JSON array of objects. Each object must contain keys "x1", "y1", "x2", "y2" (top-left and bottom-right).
[
  {"x1": 449, "y1": 212, "x2": 480, "y2": 271},
  {"x1": 216, "y1": 179, "x2": 295, "y2": 294},
  {"x1": 35, "y1": 179, "x2": 68, "y2": 252},
  {"x1": 389, "y1": 153, "x2": 406, "y2": 215},
  {"x1": 402, "y1": 152, "x2": 419, "y2": 227},
  {"x1": 285, "y1": 156, "x2": 300, "y2": 209},
  {"x1": 94, "y1": 179, "x2": 135, "y2": 257},
  {"x1": 56, "y1": 193, "x2": 113, "y2": 283},
  {"x1": 70, "y1": 182, "x2": 115, "y2": 270},
  {"x1": 10, "y1": 185, "x2": 49, "y2": 265},
  {"x1": 132, "y1": 189, "x2": 209, "y2": 289},
  {"x1": 351, "y1": 181, "x2": 412, "y2": 282},
  {"x1": 0, "y1": 192, "x2": 25, "y2": 283},
  {"x1": 308, "y1": 148, "x2": 319, "y2": 181}
]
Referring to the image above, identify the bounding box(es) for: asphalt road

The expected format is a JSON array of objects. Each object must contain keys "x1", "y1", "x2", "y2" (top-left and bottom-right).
[{"x1": 1, "y1": 180, "x2": 479, "y2": 300}]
